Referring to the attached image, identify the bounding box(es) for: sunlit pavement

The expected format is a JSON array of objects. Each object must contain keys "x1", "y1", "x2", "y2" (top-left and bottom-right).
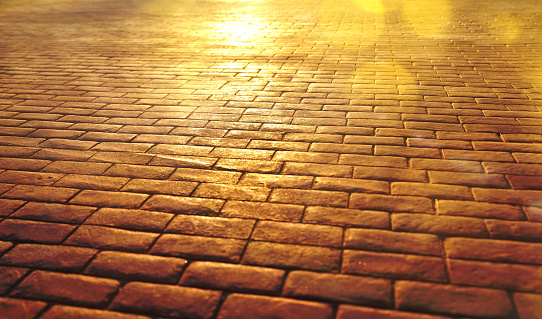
[{"x1": 0, "y1": 0, "x2": 541, "y2": 317}]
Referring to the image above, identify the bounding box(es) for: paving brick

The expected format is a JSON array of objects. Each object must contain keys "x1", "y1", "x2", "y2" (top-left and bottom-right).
[
  {"x1": 350, "y1": 193, "x2": 434, "y2": 214},
  {"x1": 0, "y1": 298, "x2": 46, "y2": 319},
  {"x1": 336, "y1": 305, "x2": 452, "y2": 319},
  {"x1": 85, "y1": 207, "x2": 173, "y2": 232},
  {"x1": 485, "y1": 219, "x2": 542, "y2": 242},
  {"x1": 0, "y1": 219, "x2": 75, "y2": 243},
  {"x1": 340, "y1": 154, "x2": 407, "y2": 168},
  {"x1": 270, "y1": 188, "x2": 349, "y2": 207},
  {"x1": 243, "y1": 241, "x2": 340, "y2": 272},
  {"x1": 2, "y1": 184, "x2": 79, "y2": 202},
  {"x1": 410, "y1": 158, "x2": 484, "y2": 172},
  {"x1": 391, "y1": 182, "x2": 472, "y2": 200},
  {"x1": 344, "y1": 228, "x2": 441, "y2": 256},
  {"x1": 429, "y1": 171, "x2": 508, "y2": 188},
  {"x1": 142, "y1": 195, "x2": 224, "y2": 215},
  {"x1": 514, "y1": 293, "x2": 542, "y2": 319},
  {"x1": 442, "y1": 149, "x2": 515, "y2": 162},
  {"x1": 166, "y1": 215, "x2": 254, "y2": 239},
  {"x1": 448, "y1": 258, "x2": 542, "y2": 293},
  {"x1": 314, "y1": 177, "x2": 389, "y2": 194},
  {"x1": 85, "y1": 251, "x2": 186, "y2": 284},
  {"x1": 31, "y1": 148, "x2": 95, "y2": 161},
  {"x1": 392, "y1": 213, "x2": 488, "y2": 237},
  {"x1": 395, "y1": 281, "x2": 515, "y2": 319},
  {"x1": 193, "y1": 183, "x2": 270, "y2": 201},
  {"x1": 151, "y1": 234, "x2": 245, "y2": 262},
  {"x1": 436, "y1": 199, "x2": 524, "y2": 220},
  {"x1": 525, "y1": 206, "x2": 542, "y2": 222},
  {"x1": 110, "y1": 282, "x2": 221, "y2": 319},
  {"x1": 0, "y1": 157, "x2": 50, "y2": 171},
  {"x1": 444, "y1": 237, "x2": 542, "y2": 264},
  {"x1": 0, "y1": 199, "x2": 25, "y2": 217},
  {"x1": 303, "y1": 206, "x2": 389, "y2": 229},
  {"x1": 353, "y1": 166, "x2": 428, "y2": 182},
  {"x1": 11, "y1": 202, "x2": 95, "y2": 223},
  {"x1": 238, "y1": 173, "x2": 313, "y2": 189},
  {"x1": 65, "y1": 225, "x2": 158, "y2": 253},
  {"x1": 169, "y1": 167, "x2": 241, "y2": 184},
  {"x1": 472, "y1": 188, "x2": 542, "y2": 206},
  {"x1": 252, "y1": 221, "x2": 342, "y2": 248},
  {"x1": 11, "y1": 270, "x2": 119, "y2": 307},
  {"x1": 104, "y1": 163, "x2": 175, "y2": 179},
  {"x1": 343, "y1": 250, "x2": 446, "y2": 282},
  {"x1": 217, "y1": 294, "x2": 333, "y2": 319},
  {"x1": 0, "y1": 266, "x2": 29, "y2": 294},
  {"x1": 215, "y1": 158, "x2": 283, "y2": 173},
  {"x1": 283, "y1": 162, "x2": 352, "y2": 177},
  {"x1": 0, "y1": 170, "x2": 64, "y2": 186},
  {"x1": 39, "y1": 138, "x2": 97, "y2": 150},
  {"x1": 41, "y1": 306, "x2": 151, "y2": 319},
  {"x1": 283, "y1": 271, "x2": 392, "y2": 307},
  {"x1": 220, "y1": 201, "x2": 304, "y2": 221},
  {"x1": 180, "y1": 261, "x2": 284, "y2": 294},
  {"x1": 69, "y1": 190, "x2": 148, "y2": 209}
]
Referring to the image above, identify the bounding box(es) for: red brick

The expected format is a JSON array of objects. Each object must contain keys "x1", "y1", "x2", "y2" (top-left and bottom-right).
[
  {"x1": 41, "y1": 305, "x2": 151, "y2": 319},
  {"x1": 141, "y1": 195, "x2": 224, "y2": 215},
  {"x1": 0, "y1": 298, "x2": 46, "y2": 319},
  {"x1": 0, "y1": 266, "x2": 29, "y2": 294},
  {"x1": 11, "y1": 270, "x2": 119, "y2": 307},
  {"x1": 0, "y1": 244, "x2": 97, "y2": 272},
  {"x1": 507, "y1": 175, "x2": 542, "y2": 190},
  {"x1": 85, "y1": 208, "x2": 173, "y2": 232},
  {"x1": 392, "y1": 213, "x2": 488, "y2": 237},
  {"x1": 448, "y1": 259, "x2": 542, "y2": 293},
  {"x1": 0, "y1": 219, "x2": 75, "y2": 243},
  {"x1": 85, "y1": 251, "x2": 186, "y2": 284},
  {"x1": 303, "y1": 206, "x2": 389, "y2": 228},
  {"x1": 0, "y1": 241, "x2": 13, "y2": 255},
  {"x1": 252, "y1": 221, "x2": 343, "y2": 247},
  {"x1": 217, "y1": 294, "x2": 333, "y2": 319},
  {"x1": 221, "y1": 201, "x2": 304, "y2": 221},
  {"x1": 514, "y1": 293, "x2": 542, "y2": 319},
  {"x1": 344, "y1": 228, "x2": 441, "y2": 256},
  {"x1": 180, "y1": 261, "x2": 284, "y2": 294},
  {"x1": 336, "y1": 305, "x2": 451, "y2": 319},
  {"x1": 150, "y1": 234, "x2": 245, "y2": 262},
  {"x1": 65, "y1": 225, "x2": 158, "y2": 253},
  {"x1": 395, "y1": 281, "x2": 515, "y2": 319},
  {"x1": 11, "y1": 202, "x2": 95, "y2": 223},
  {"x1": 110, "y1": 282, "x2": 221, "y2": 319},
  {"x1": 69, "y1": 190, "x2": 149, "y2": 209},
  {"x1": 242, "y1": 241, "x2": 340, "y2": 272},
  {"x1": 270, "y1": 188, "x2": 349, "y2": 207},
  {"x1": 444, "y1": 237, "x2": 542, "y2": 264},
  {"x1": 283, "y1": 271, "x2": 392, "y2": 307},
  {"x1": 350, "y1": 193, "x2": 434, "y2": 214}
]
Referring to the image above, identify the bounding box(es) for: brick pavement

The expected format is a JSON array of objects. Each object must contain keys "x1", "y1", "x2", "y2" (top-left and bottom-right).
[{"x1": 0, "y1": 0, "x2": 541, "y2": 318}]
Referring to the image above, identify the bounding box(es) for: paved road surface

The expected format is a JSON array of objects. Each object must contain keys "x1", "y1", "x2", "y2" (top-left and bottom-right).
[{"x1": 0, "y1": 0, "x2": 541, "y2": 318}]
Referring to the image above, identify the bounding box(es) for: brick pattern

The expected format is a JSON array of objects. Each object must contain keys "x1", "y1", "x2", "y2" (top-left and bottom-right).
[{"x1": 0, "y1": 0, "x2": 541, "y2": 318}]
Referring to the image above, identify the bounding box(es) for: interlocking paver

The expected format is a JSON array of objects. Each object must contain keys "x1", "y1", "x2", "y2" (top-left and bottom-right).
[{"x1": 1, "y1": 0, "x2": 542, "y2": 317}]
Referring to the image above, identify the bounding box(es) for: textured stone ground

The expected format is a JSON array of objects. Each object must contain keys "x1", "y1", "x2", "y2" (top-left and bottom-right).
[{"x1": 0, "y1": 0, "x2": 541, "y2": 318}]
